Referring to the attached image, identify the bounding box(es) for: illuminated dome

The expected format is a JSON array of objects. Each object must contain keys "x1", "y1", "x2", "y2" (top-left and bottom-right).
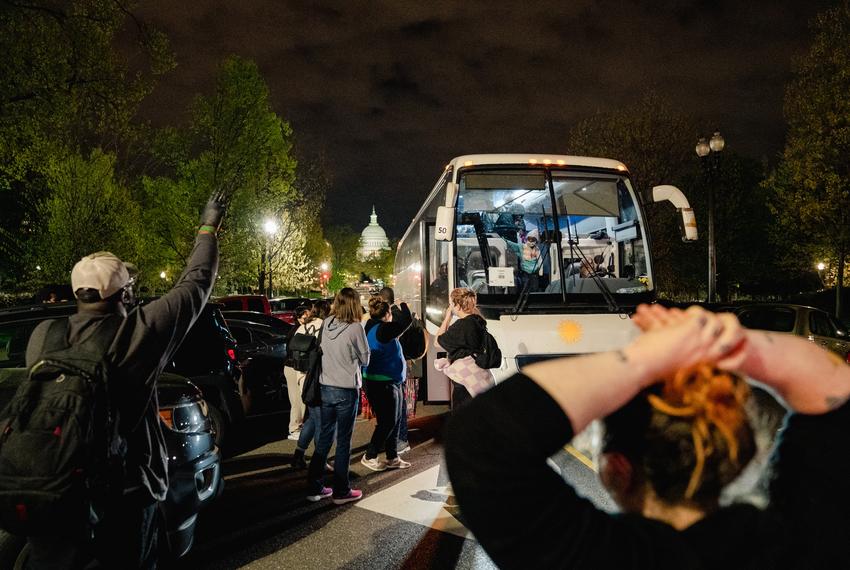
[{"x1": 358, "y1": 206, "x2": 390, "y2": 259}]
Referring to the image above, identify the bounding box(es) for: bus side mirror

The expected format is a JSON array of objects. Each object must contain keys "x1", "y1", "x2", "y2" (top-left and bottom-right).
[
  {"x1": 652, "y1": 185, "x2": 698, "y2": 242},
  {"x1": 435, "y1": 206, "x2": 455, "y2": 241}
]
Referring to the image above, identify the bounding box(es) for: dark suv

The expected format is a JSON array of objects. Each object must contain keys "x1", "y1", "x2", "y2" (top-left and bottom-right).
[{"x1": 0, "y1": 305, "x2": 222, "y2": 563}]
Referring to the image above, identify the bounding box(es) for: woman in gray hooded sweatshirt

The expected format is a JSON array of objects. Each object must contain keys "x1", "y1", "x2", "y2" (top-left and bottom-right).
[{"x1": 306, "y1": 288, "x2": 370, "y2": 504}]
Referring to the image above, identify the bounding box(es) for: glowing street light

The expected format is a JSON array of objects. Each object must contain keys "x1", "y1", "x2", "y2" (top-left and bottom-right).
[
  {"x1": 160, "y1": 271, "x2": 167, "y2": 279},
  {"x1": 320, "y1": 262, "x2": 329, "y2": 271},
  {"x1": 263, "y1": 218, "x2": 279, "y2": 236},
  {"x1": 817, "y1": 262, "x2": 826, "y2": 271}
]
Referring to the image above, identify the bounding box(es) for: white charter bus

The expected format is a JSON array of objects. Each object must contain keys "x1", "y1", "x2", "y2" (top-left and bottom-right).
[{"x1": 395, "y1": 154, "x2": 697, "y2": 402}]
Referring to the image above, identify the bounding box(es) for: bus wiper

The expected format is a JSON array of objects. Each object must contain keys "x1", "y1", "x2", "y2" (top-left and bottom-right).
[
  {"x1": 567, "y1": 239, "x2": 621, "y2": 313},
  {"x1": 460, "y1": 212, "x2": 491, "y2": 273}
]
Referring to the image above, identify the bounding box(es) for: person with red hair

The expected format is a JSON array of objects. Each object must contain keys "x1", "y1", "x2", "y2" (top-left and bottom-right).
[{"x1": 446, "y1": 304, "x2": 850, "y2": 569}]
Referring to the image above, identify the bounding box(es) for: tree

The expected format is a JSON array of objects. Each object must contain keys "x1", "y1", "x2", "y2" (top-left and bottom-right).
[
  {"x1": 0, "y1": 0, "x2": 173, "y2": 289},
  {"x1": 141, "y1": 56, "x2": 298, "y2": 294},
  {"x1": 764, "y1": 3, "x2": 850, "y2": 317},
  {"x1": 36, "y1": 150, "x2": 143, "y2": 284},
  {"x1": 325, "y1": 225, "x2": 362, "y2": 292}
]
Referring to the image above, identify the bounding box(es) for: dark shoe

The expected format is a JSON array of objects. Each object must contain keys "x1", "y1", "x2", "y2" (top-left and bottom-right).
[{"x1": 291, "y1": 449, "x2": 307, "y2": 470}]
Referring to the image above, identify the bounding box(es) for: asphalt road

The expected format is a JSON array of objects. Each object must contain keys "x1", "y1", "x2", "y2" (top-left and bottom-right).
[
  {"x1": 179, "y1": 391, "x2": 779, "y2": 569},
  {"x1": 176, "y1": 407, "x2": 615, "y2": 570}
]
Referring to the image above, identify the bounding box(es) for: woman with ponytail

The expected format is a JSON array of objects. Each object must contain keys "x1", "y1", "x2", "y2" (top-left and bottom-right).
[{"x1": 446, "y1": 304, "x2": 850, "y2": 569}]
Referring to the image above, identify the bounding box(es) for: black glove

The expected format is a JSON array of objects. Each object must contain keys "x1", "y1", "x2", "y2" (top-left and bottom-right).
[{"x1": 200, "y1": 189, "x2": 227, "y2": 232}]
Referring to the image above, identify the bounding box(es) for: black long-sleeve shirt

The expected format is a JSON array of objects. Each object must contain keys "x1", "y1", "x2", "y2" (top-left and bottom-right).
[
  {"x1": 445, "y1": 373, "x2": 850, "y2": 569},
  {"x1": 436, "y1": 314, "x2": 486, "y2": 362},
  {"x1": 26, "y1": 233, "x2": 219, "y2": 501},
  {"x1": 365, "y1": 302, "x2": 412, "y2": 344}
]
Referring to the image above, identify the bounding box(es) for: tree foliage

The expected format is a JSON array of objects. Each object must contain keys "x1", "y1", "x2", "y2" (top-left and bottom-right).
[
  {"x1": 764, "y1": 2, "x2": 850, "y2": 315},
  {"x1": 0, "y1": 0, "x2": 173, "y2": 288}
]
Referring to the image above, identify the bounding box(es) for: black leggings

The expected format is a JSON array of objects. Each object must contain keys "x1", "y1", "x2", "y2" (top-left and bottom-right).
[{"x1": 364, "y1": 380, "x2": 403, "y2": 460}]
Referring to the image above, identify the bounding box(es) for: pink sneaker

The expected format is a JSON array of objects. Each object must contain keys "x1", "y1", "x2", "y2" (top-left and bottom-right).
[
  {"x1": 307, "y1": 486, "x2": 333, "y2": 502},
  {"x1": 332, "y1": 489, "x2": 363, "y2": 505}
]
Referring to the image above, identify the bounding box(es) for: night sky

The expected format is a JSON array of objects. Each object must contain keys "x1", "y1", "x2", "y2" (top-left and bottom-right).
[{"x1": 134, "y1": 0, "x2": 830, "y2": 237}]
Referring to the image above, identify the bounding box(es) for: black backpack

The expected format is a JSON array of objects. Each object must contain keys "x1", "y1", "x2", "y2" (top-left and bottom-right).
[
  {"x1": 288, "y1": 323, "x2": 320, "y2": 373},
  {"x1": 473, "y1": 323, "x2": 502, "y2": 370},
  {"x1": 0, "y1": 317, "x2": 126, "y2": 538}
]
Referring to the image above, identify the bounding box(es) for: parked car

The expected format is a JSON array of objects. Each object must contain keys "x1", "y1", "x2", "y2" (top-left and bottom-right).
[
  {"x1": 0, "y1": 306, "x2": 222, "y2": 564},
  {"x1": 734, "y1": 303, "x2": 850, "y2": 362},
  {"x1": 216, "y1": 294, "x2": 272, "y2": 316},
  {"x1": 269, "y1": 297, "x2": 312, "y2": 325},
  {"x1": 224, "y1": 314, "x2": 293, "y2": 416}
]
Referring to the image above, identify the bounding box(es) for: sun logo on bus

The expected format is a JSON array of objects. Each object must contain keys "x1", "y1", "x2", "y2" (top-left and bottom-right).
[{"x1": 558, "y1": 320, "x2": 583, "y2": 344}]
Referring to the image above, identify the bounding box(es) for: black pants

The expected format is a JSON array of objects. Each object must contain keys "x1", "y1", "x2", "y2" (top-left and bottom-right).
[
  {"x1": 363, "y1": 380, "x2": 402, "y2": 461},
  {"x1": 27, "y1": 491, "x2": 159, "y2": 569},
  {"x1": 452, "y1": 381, "x2": 472, "y2": 412}
]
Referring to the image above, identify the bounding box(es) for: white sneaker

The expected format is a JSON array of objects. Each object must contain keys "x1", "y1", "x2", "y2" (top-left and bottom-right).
[
  {"x1": 397, "y1": 443, "x2": 411, "y2": 454},
  {"x1": 386, "y1": 457, "x2": 411, "y2": 469},
  {"x1": 361, "y1": 455, "x2": 387, "y2": 472},
  {"x1": 287, "y1": 430, "x2": 301, "y2": 441}
]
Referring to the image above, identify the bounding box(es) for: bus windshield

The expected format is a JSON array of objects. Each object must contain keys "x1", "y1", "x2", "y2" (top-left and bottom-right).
[{"x1": 455, "y1": 168, "x2": 651, "y2": 304}]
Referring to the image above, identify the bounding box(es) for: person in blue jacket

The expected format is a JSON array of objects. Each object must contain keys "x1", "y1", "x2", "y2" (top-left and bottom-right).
[{"x1": 360, "y1": 296, "x2": 413, "y2": 471}]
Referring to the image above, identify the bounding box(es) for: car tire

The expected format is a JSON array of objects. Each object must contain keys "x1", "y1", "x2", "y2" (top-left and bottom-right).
[
  {"x1": 207, "y1": 402, "x2": 227, "y2": 448},
  {"x1": 0, "y1": 530, "x2": 26, "y2": 569}
]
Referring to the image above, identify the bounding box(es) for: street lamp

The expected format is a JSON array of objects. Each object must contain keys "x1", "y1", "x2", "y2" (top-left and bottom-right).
[
  {"x1": 695, "y1": 130, "x2": 725, "y2": 303},
  {"x1": 263, "y1": 218, "x2": 278, "y2": 298}
]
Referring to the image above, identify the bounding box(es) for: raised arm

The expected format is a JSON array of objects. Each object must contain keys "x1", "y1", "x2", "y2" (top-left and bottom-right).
[
  {"x1": 523, "y1": 307, "x2": 732, "y2": 433},
  {"x1": 376, "y1": 302, "x2": 412, "y2": 343},
  {"x1": 631, "y1": 303, "x2": 850, "y2": 415},
  {"x1": 736, "y1": 330, "x2": 850, "y2": 414}
]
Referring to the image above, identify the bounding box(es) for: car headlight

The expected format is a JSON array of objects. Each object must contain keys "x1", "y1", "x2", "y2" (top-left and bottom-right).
[{"x1": 159, "y1": 400, "x2": 209, "y2": 433}]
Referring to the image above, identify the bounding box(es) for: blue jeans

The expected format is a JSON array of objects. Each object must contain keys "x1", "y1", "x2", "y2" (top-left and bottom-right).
[
  {"x1": 307, "y1": 385, "x2": 360, "y2": 497},
  {"x1": 296, "y1": 405, "x2": 321, "y2": 452}
]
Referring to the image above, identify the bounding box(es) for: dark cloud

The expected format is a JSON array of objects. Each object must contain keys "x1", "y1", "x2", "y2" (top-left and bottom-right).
[{"x1": 133, "y1": 0, "x2": 832, "y2": 236}]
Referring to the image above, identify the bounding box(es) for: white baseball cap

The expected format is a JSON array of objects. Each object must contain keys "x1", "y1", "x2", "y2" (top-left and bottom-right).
[{"x1": 71, "y1": 251, "x2": 130, "y2": 301}]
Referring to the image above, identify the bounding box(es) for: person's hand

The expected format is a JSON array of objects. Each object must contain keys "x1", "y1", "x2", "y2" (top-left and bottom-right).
[
  {"x1": 625, "y1": 305, "x2": 748, "y2": 385},
  {"x1": 199, "y1": 189, "x2": 228, "y2": 232}
]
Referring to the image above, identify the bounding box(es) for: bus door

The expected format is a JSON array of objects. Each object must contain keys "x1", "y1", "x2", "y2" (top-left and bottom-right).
[{"x1": 422, "y1": 220, "x2": 452, "y2": 403}]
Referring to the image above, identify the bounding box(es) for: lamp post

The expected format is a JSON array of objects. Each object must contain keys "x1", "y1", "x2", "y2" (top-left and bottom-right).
[
  {"x1": 695, "y1": 130, "x2": 725, "y2": 303},
  {"x1": 263, "y1": 218, "x2": 278, "y2": 298},
  {"x1": 817, "y1": 262, "x2": 826, "y2": 289}
]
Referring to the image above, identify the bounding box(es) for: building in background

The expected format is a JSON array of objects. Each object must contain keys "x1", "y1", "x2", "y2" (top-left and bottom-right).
[{"x1": 358, "y1": 206, "x2": 390, "y2": 259}]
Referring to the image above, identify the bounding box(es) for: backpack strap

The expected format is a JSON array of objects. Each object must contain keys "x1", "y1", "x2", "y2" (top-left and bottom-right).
[{"x1": 41, "y1": 318, "x2": 71, "y2": 353}]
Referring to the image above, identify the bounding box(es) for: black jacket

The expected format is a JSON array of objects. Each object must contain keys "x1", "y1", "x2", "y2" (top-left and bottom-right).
[
  {"x1": 445, "y1": 374, "x2": 850, "y2": 569},
  {"x1": 26, "y1": 233, "x2": 218, "y2": 502},
  {"x1": 436, "y1": 314, "x2": 486, "y2": 363}
]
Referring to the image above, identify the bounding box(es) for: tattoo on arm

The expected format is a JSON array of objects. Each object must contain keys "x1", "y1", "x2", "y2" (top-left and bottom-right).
[
  {"x1": 825, "y1": 395, "x2": 849, "y2": 410},
  {"x1": 763, "y1": 333, "x2": 774, "y2": 344},
  {"x1": 615, "y1": 349, "x2": 628, "y2": 363}
]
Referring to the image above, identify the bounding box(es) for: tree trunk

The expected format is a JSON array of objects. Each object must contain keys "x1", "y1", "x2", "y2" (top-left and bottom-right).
[
  {"x1": 258, "y1": 250, "x2": 267, "y2": 294},
  {"x1": 836, "y1": 247, "x2": 845, "y2": 319}
]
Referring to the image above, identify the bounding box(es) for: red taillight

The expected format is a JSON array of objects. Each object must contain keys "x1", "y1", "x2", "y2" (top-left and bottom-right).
[
  {"x1": 845, "y1": 351, "x2": 850, "y2": 365},
  {"x1": 227, "y1": 348, "x2": 237, "y2": 361}
]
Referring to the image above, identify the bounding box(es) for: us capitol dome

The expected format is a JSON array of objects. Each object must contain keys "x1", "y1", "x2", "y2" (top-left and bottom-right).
[{"x1": 358, "y1": 206, "x2": 390, "y2": 259}]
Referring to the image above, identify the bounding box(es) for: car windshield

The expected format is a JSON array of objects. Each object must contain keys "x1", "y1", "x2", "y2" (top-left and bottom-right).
[
  {"x1": 737, "y1": 307, "x2": 796, "y2": 332},
  {"x1": 454, "y1": 168, "x2": 650, "y2": 304}
]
